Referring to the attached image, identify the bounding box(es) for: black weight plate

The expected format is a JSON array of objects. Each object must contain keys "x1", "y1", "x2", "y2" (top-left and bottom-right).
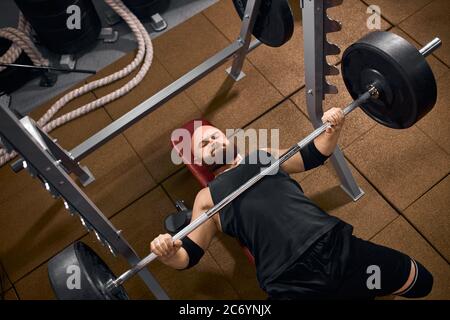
[
  {"x1": 0, "y1": 38, "x2": 35, "y2": 94},
  {"x1": 50, "y1": 17, "x2": 101, "y2": 54},
  {"x1": 14, "y1": 0, "x2": 84, "y2": 17},
  {"x1": 35, "y1": 6, "x2": 100, "y2": 40},
  {"x1": 36, "y1": 8, "x2": 101, "y2": 54},
  {"x1": 18, "y1": 3, "x2": 86, "y2": 30},
  {"x1": 123, "y1": 0, "x2": 162, "y2": 6},
  {"x1": 30, "y1": 5, "x2": 99, "y2": 37},
  {"x1": 48, "y1": 242, "x2": 128, "y2": 300},
  {"x1": 123, "y1": 0, "x2": 171, "y2": 19},
  {"x1": 232, "y1": 0, "x2": 294, "y2": 47},
  {"x1": 342, "y1": 31, "x2": 437, "y2": 129}
]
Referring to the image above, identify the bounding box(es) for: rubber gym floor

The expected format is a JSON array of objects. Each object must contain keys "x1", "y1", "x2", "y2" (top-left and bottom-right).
[{"x1": 0, "y1": 0, "x2": 449, "y2": 300}]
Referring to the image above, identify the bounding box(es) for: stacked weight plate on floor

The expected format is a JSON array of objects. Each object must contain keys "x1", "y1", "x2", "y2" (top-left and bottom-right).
[
  {"x1": 232, "y1": 0, "x2": 295, "y2": 47},
  {"x1": 0, "y1": 38, "x2": 35, "y2": 94},
  {"x1": 122, "y1": 0, "x2": 171, "y2": 20},
  {"x1": 14, "y1": 0, "x2": 101, "y2": 54},
  {"x1": 48, "y1": 31, "x2": 440, "y2": 300}
]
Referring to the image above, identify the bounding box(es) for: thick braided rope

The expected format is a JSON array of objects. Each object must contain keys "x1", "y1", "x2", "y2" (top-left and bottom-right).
[
  {"x1": 0, "y1": 13, "x2": 32, "y2": 72},
  {"x1": 0, "y1": 0, "x2": 154, "y2": 166},
  {"x1": 36, "y1": 0, "x2": 148, "y2": 127},
  {"x1": 43, "y1": 0, "x2": 154, "y2": 132},
  {"x1": 0, "y1": 28, "x2": 49, "y2": 67}
]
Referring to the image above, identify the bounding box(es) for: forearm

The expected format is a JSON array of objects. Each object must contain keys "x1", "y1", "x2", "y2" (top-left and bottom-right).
[
  {"x1": 158, "y1": 248, "x2": 189, "y2": 270},
  {"x1": 314, "y1": 130, "x2": 341, "y2": 157}
]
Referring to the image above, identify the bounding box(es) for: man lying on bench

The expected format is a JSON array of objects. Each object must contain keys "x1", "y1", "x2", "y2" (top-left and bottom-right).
[{"x1": 150, "y1": 108, "x2": 433, "y2": 300}]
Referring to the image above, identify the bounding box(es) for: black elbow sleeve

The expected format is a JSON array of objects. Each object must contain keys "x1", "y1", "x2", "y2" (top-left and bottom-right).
[
  {"x1": 181, "y1": 236, "x2": 205, "y2": 269},
  {"x1": 300, "y1": 141, "x2": 331, "y2": 171}
]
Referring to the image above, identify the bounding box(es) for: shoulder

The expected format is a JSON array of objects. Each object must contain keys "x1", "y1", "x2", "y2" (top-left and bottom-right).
[{"x1": 194, "y1": 187, "x2": 214, "y2": 210}]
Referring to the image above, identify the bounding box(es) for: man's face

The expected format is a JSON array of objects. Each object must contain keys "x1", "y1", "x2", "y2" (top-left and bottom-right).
[{"x1": 192, "y1": 125, "x2": 235, "y2": 168}]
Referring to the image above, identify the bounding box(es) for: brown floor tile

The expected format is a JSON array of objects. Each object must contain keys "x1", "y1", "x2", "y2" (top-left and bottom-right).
[
  {"x1": 28, "y1": 80, "x2": 92, "y2": 122},
  {"x1": 14, "y1": 264, "x2": 55, "y2": 300},
  {"x1": 207, "y1": 234, "x2": 266, "y2": 299},
  {"x1": 0, "y1": 91, "x2": 99, "y2": 205},
  {"x1": 202, "y1": 0, "x2": 302, "y2": 44},
  {"x1": 204, "y1": 0, "x2": 389, "y2": 97},
  {"x1": 89, "y1": 45, "x2": 221, "y2": 183},
  {"x1": 0, "y1": 179, "x2": 87, "y2": 282},
  {"x1": 149, "y1": 250, "x2": 239, "y2": 300},
  {"x1": 0, "y1": 168, "x2": 32, "y2": 208},
  {"x1": 185, "y1": 59, "x2": 283, "y2": 130},
  {"x1": 29, "y1": 92, "x2": 110, "y2": 150},
  {"x1": 82, "y1": 49, "x2": 139, "y2": 94},
  {"x1": 11, "y1": 187, "x2": 237, "y2": 300},
  {"x1": 290, "y1": 76, "x2": 376, "y2": 149},
  {"x1": 404, "y1": 176, "x2": 450, "y2": 261},
  {"x1": 3, "y1": 288, "x2": 19, "y2": 300},
  {"x1": 161, "y1": 166, "x2": 227, "y2": 247},
  {"x1": 390, "y1": 28, "x2": 448, "y2": 80},
  {"x1": 399, "y1": 0, "x2": 450, "y2": 66},
  {"x1": 1, "y1": 262, "x2": 12, "y2": 292},
  {"x1": 153, "y1": 14, "x2": 230, "y2": 79},
  {"x1": 300, "y1": 162, "x2": 399, "y2": 239},
  {"x1": 1, "y1": 111, "x2": 153, "y2": 282},
  {"x1": 203, "y1": 0, "x2": 304, "y2": 97},
  {"x1": 28, "y1": 91, "x2": 157, "y2": 216},
  {"x1": 371, "y1": 217, "x2": 450, "y2": 299},
  {"x1": 244, "y1": 100, "x2": 318, "y2": 181},
  {"x1": 0, "y1": 88, "x2": 154, "y2": 282},
  {"x1": 90, "y1": 54, "x2": 202, "y2": 182},
  {"x1": 80, "y1": 187, "x2": 238, "y2": 299},
  {"x1": 202, "y1": 0, "x2": 254, "y2": 42},
  {"x1": 31, "y1": 97, "x2": 155, "y2": 217},
  {"x1": 92, "y1": 55, "x2": 179, "y2": 119},
  {"x1": 345, "y1": 124, "x2": 450, "y2": 210},
  {"x1": 124, "y1": 95, "x2": 200, "y2": 183},
  {"x1": 416, "y1": 70, "x2": 450, "y2": 154},
  {"x1": 362, "y1": 0, "x2": 434, "y2": 25},
  {"x1": 162, "y1": 168, "x2": 203, "y2": 209},
  {"x1": 81, "y1": 134, "x2": 155, "y2": 216}
]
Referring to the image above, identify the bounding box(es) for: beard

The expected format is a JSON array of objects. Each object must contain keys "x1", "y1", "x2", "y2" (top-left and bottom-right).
[{"x1": 202, "y1": 141, "x2": 240, "y2": 171}]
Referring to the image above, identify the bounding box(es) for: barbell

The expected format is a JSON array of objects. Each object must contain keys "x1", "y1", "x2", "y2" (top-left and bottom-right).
[{"x1": 48, "y1": 31, "x2": 441, "y2": 299}]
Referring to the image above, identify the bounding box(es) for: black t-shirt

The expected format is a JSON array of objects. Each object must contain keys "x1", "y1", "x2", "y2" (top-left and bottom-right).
[{"x1": 208, "y1": 150, "x2": 346, "y2": 290}]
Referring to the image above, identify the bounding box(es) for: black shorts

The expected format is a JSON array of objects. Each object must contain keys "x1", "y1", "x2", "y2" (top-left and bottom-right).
[{"x1": 266, "y1": 222, "x2": 412, "y2": 300}]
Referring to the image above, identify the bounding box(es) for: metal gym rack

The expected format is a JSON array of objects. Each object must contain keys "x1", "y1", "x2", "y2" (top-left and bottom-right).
[{"x1": 0, "y1": 0, "x2": 362, "y2": 299}]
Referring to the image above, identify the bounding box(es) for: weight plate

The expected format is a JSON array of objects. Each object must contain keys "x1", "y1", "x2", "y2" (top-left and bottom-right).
[
  {"x1": 30, "y1": 5, "x2": 99, "y2": 36},
  {"x1": 48, "y1": 241, "x2": 128, "y2": 300},
  {"x1": 232, "y1": 0, "x2": 294, "y2": 47},
  {"x1": 123, "y1": 0, "x2": 171, "y2": 19},
  {"x1": 14, "y1": 0, "x2": 83, "y2": 17},
  {"x1": 37, "y1": 8, "x2": 101, "y2": 54},
  {"x1": 342, "y1": 31, "x2": 437, "y2": 129},
  {"x1": 18, "y1": 4, "x2": 86, "y2": 30},
  {"x1": 0, "y1": 38, "x2": 35, "y2": 94}
]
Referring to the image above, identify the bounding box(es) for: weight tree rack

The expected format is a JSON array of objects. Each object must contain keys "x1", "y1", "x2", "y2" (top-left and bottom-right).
[{"x1": 0, "y1": 0, "x2": 363, "y2": 299}]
